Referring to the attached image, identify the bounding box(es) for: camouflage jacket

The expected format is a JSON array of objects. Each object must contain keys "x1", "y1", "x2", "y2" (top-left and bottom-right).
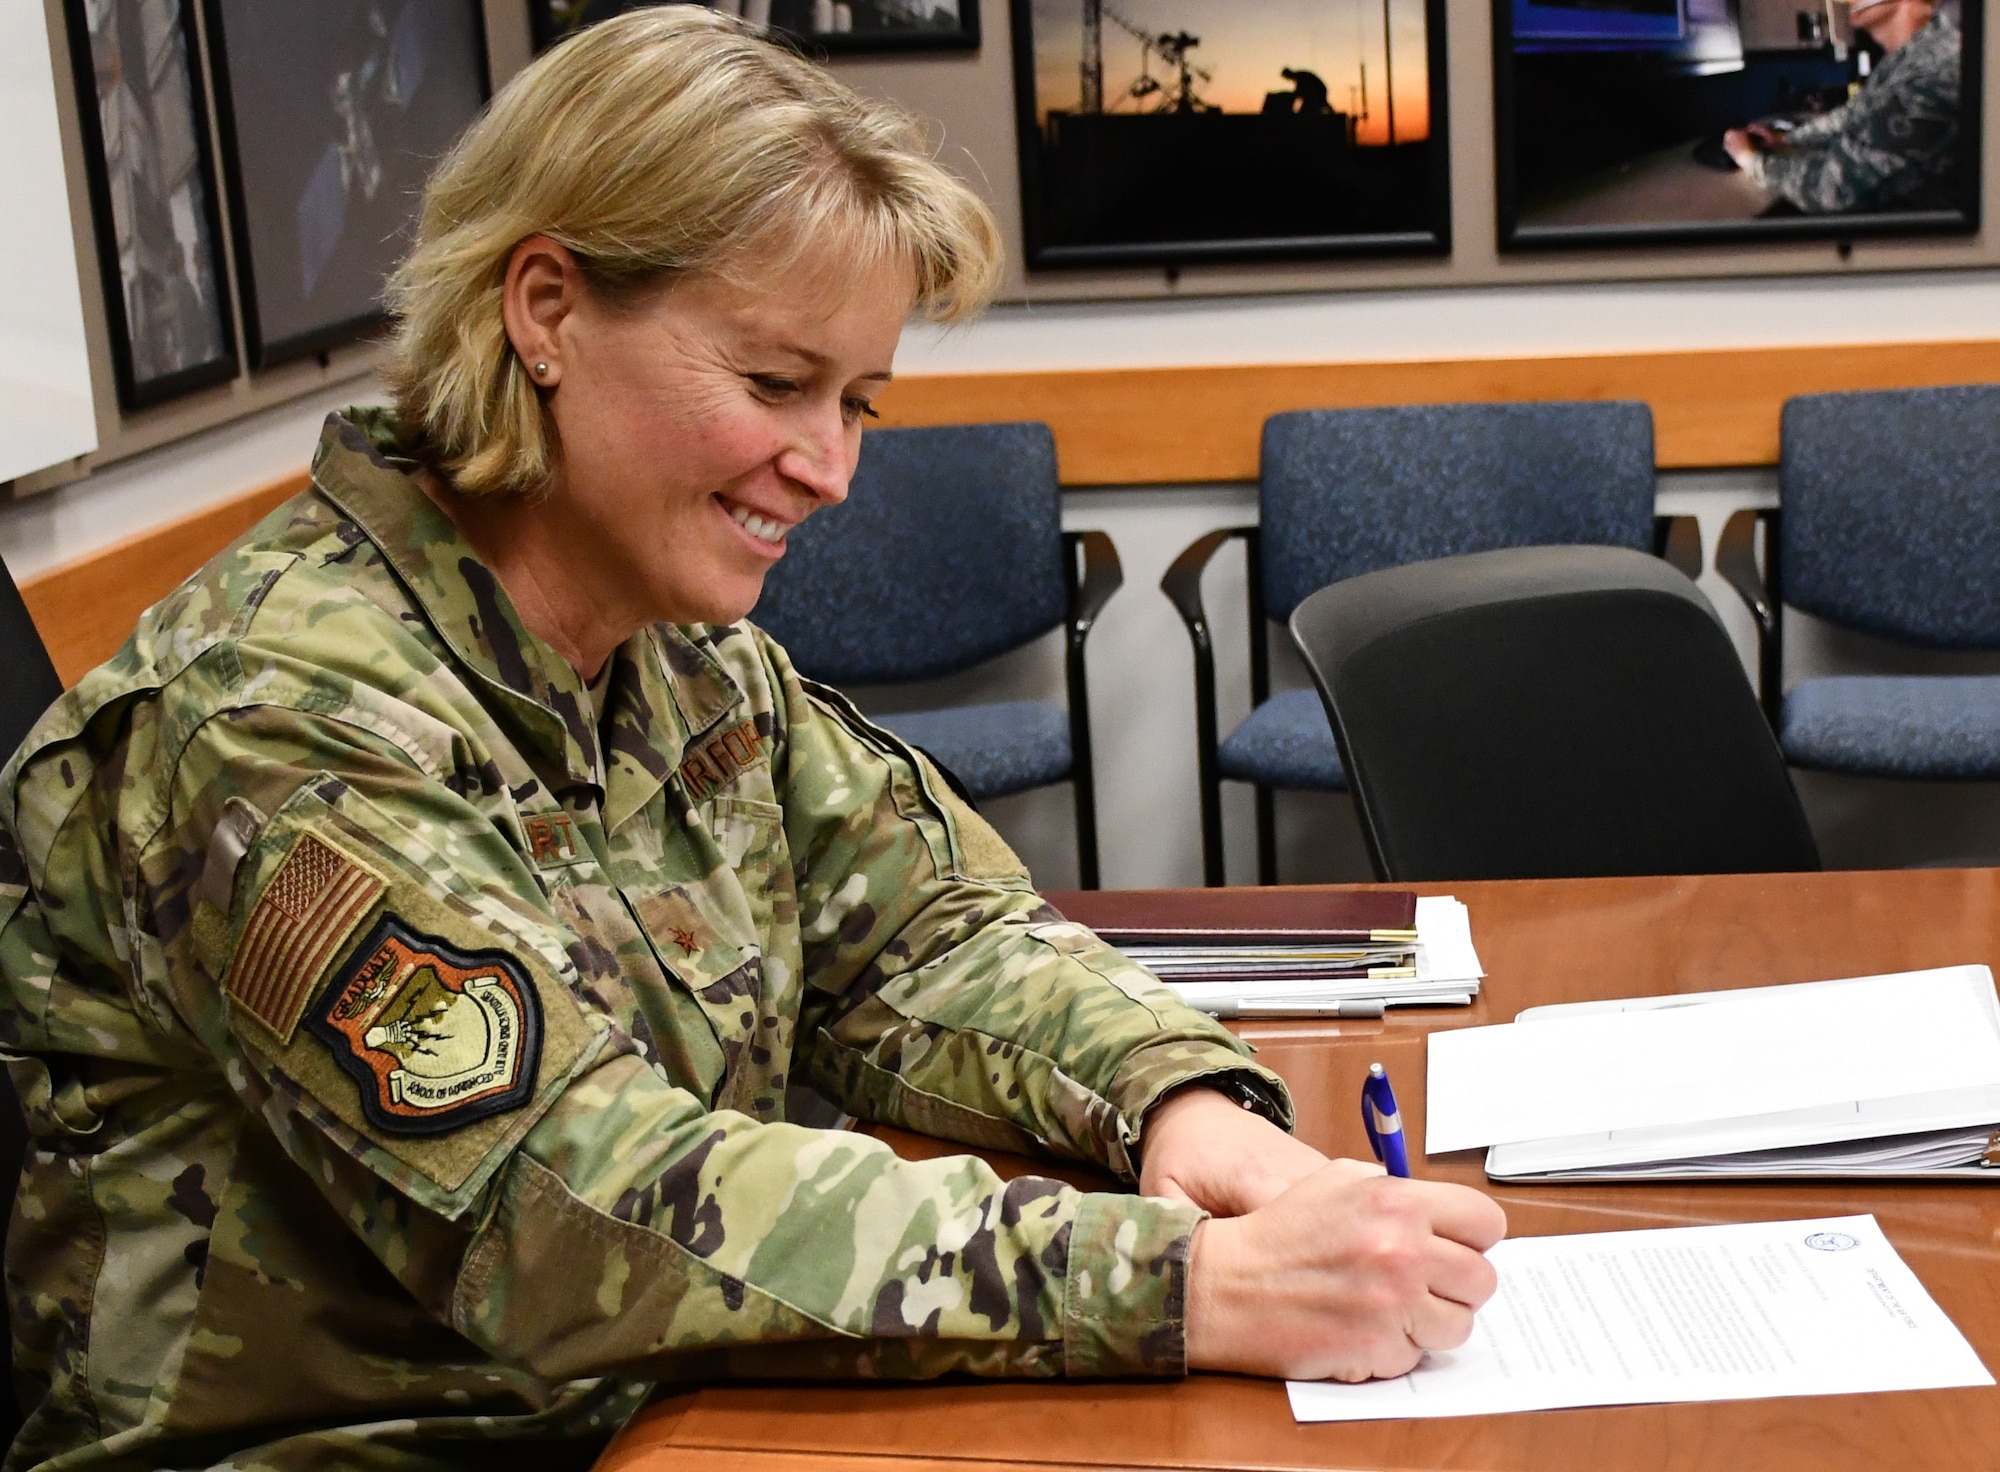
[
  {"x1": 1745, "y1": 11, "x2": 1961, "y2": 213},
  {"x1": 0, "y1": 410, "x2": 1290, "y2": 1471}
]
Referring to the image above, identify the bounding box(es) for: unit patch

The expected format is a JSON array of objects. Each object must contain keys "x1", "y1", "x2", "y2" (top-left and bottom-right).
[
  {"x1": 677, "y1": 719, "x2": 766, "y2": 803},
  {"x1": 306, "y1": 915, "x2": 543, "y2": 1135},
  {"x1": 226, "y1": 832, "x2": 386, "y2": 1041}
]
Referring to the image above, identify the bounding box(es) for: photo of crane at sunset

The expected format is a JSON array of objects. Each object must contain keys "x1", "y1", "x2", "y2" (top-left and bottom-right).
[{"x1": 1010, "y1": 0, "x2": 1446, "y2": 264}]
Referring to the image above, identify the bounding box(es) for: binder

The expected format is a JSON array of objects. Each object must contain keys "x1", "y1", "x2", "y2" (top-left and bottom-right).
[
  {"x1": 1443, "y1": 967, "x2": 2000, "y2": 1183},
  {"x1": 1045, "y1": 887, "x2": 1418, "y2": 944},
  {"x1": 1044, "y1": 887, "x2": 1481, "y2": 1016}
]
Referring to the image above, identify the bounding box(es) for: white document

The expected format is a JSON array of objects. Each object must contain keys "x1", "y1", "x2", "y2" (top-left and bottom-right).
[
  {"x1": 1288, "y1": 1215, "x2": 1993, "y2": 1422},
  {"x1": 1424, "y1": 965, "x2": 2000, "y2": 1155},
  {"x1": 1413, "y1": 896, "x2": 1483, "y2": 985}
]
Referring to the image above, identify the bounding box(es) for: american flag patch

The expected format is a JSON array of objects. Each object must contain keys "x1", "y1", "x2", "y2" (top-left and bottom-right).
[{"x1": 225, "y1": 833, "x2": 385, "y2": 1042}]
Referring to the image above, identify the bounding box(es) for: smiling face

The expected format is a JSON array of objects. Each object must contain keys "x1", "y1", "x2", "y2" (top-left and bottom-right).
[{"x1": 533, "y1": 250, "x2": 913, "y2": 633}]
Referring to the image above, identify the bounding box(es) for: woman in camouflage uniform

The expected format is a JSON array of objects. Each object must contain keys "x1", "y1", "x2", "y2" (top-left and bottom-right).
[{"x1": 0, "y1": 11, "x2": 1503, "y2": 1469}]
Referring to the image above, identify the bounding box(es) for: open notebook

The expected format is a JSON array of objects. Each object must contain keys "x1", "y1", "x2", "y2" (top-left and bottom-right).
[{"x1": 1423, "y1": 966, "x2": 2000, "y2": 1182}]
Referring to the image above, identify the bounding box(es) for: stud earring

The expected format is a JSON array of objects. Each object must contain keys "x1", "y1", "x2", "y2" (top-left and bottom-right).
[{"x1": 534, "y1": 361, "x2": 550, "y2": 377}]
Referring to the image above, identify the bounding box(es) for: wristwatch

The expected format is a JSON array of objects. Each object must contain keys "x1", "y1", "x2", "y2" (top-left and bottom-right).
[{"x1": 1206, "y1": 1071, "x2": 1289, "y2": 1129}]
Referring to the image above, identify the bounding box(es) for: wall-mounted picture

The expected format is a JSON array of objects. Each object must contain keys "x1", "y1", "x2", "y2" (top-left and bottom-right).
[
  {"x1": 203, "y1": 0, "x2": 489, "y2": 367},
  {"x1": 1496, "y1": 0, "x2": 1981, "y2": 246},
  {"x1": 530, "y1": 1, "x2": 980, "y2": 55},
  {"x1": 1010, "y1": 0, "x2": 1450, "y2": 267},
  {"x1": 64, "y1": 0, "x2": 237, "y2": 410}
]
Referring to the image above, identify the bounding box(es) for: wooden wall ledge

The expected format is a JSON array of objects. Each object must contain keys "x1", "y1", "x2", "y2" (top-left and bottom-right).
[
  {"x1": 874, "y1": 339, "x2": 2000, "y2": 485},
  {"x1": 17, "y1": 337, "x2": 2000, "y2": 684},
  {"x1": 19, "y1": 473, "x2": 308, "y2": 687}
]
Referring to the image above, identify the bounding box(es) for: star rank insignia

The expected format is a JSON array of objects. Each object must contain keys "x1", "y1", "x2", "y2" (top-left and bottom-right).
[{"x1": 669, "y1": 927, "x2": 700, "y2": 955}]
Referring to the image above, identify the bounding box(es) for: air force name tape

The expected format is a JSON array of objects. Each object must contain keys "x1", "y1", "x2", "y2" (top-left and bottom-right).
[
  {"x1": 677, "y1": 718, "x2": 766, "y2": 804},
  {"x1": 307, "y1": 915, "x2": 543, "y2": 1135}
]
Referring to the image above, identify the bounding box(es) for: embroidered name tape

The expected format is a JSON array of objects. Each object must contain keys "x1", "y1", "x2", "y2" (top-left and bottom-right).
[
  {"x1": 523, "y1": 813, "x2": 584, "y2": 870},
  {"x1": 226, "y1": 833, "x2": 385, "y2": 1042},
  {"x1": 677, "y1": 719, "x2": 766, "y2": 803},
  {"x1": 306, "y1": 915, "x2": 543, "y2": 1136}
]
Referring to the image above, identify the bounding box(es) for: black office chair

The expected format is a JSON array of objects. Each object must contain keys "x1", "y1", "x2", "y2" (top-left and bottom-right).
[
  {"x1": 1289, "y1": 545, "x2": 1821, "y2": 881},
  {"x1": 0, "y1": 553, "x2": 58, "y2": 1452},
  {"x1": 1163, "y1": 400, "x2": 1699, "y2": 886}
]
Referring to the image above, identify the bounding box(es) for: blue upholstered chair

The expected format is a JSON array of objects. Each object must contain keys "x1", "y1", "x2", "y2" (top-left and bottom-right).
[
  {"x1": 751, "y1": 422, "x2": 1121, "y2": 887},
  {"x1": 1718, "y1": 384, "x2": 2000, "y2": 783},
  {"x1": 1164, "y1": 401, "x2": 1698, "y2": 885}
]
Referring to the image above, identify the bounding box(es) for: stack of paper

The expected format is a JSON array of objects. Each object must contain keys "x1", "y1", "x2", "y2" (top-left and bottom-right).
[
  {"x1": 1153, "y1": 897, "x2": 1483, "y2": 1016},
  {"x1": 1423, "y1": 965, "x2": 2000, "y2": 1180}
]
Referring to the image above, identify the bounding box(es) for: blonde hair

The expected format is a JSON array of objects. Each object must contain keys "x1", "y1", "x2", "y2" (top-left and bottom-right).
[{"x1": 383, "y1": 7, "x2": 1001, "y2": 496}]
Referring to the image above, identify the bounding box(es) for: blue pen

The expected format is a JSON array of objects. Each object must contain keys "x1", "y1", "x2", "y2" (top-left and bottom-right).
[{"x1": 1361, "y1": 1062, "x2": 1411, "y2": 1178}]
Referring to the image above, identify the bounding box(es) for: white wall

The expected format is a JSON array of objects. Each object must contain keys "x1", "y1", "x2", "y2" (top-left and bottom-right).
[
  {"x1": 894, "y1": 271, "x2": 2000, "y2": 371},
  {"x1": 8, "y1": 271, "x2": 2000, "y2": 883},
  {"x1": 0, "y1": 0, "x2": 96, "y2": 484}
]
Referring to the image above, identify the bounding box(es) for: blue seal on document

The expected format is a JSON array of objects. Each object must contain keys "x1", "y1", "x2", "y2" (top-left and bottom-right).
[{"x1": 1805, "y1": 1231, "x2": 1861, "y2": 1252}]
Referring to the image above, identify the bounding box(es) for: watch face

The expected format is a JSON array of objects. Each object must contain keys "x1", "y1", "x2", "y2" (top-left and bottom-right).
[{"x1": 1225, "y1": 1076, "x2": 1282, "y2": 1124}]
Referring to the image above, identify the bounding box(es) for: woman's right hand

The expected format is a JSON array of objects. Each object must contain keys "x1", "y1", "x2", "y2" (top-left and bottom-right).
[{"x1": 1183, "y1": 1160, "x2": 1507, "y2": 1382}]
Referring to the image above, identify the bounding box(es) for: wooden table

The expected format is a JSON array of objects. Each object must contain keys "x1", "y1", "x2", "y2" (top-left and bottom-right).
[{"x1": 599, "y1": 868, "x2": 2000, "y2": 1472}]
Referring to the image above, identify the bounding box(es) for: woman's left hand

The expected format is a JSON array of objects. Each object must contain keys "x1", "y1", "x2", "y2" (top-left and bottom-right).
[{"x1": 1138, "y1": 1083, "x2": 1347, "y2": 1217}]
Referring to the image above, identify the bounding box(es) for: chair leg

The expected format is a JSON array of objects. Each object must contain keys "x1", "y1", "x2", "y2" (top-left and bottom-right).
[
  {"x1": 1071, "y1": 772, "x2": 1101, "y2": 891},
  {"x1": 1065, "y1": 607, "x2": 1104, "y2": 891},
  {"x1": 1255, "y1": 784, "x2": 1277, "y2": 886},
  {"x1": 1194, "y1": 656, "x2": 1227, "y2": 889},
  {"x1": 1199, "y1": 773, "x2": 1226, "y2": 888}
]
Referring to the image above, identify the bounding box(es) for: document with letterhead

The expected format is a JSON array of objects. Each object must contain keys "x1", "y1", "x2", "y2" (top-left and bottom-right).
[{"x1": 1288, "y1": 1215, "x2": 1993, "y2": 1422}]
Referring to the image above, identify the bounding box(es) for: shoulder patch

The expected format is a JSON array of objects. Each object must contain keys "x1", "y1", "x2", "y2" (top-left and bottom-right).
[
  {"x1": 306, "y1": 915, "x2": 543, "y2": 1135},
  {"x1": 226, "y1": 832, "x2": 386, "y2": 1040}
]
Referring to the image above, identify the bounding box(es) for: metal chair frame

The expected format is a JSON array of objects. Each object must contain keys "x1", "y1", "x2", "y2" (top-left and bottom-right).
[
  {"x1": 1059, "y1": 528, "x2": 1122, "y2": 889},
  {"x1": 1716, "y1": 507, "x2": 1788, "y2": 729}
]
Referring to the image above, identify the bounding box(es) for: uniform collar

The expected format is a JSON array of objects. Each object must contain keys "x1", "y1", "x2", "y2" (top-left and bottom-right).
[{"x1": 310, "y1": 409, "x2": 743, "y2": 809}]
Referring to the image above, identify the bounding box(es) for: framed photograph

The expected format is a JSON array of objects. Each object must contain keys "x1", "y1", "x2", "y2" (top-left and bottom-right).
[
  {"x1": 1009, "y1": 0, "x2": 1450, "y2": 268},
  {"x1": 529, "y1": 1, "x2": 981, "y2": 56},
  {"x1": 1496, "y1": 0, "x2": 1982, "y2": 247},
  {"x1": 203, "y1": 0, "x2": 490, "y2": 368},
  {"x1": 63, "y1": 0, "x2": 237, "y2": 410}
]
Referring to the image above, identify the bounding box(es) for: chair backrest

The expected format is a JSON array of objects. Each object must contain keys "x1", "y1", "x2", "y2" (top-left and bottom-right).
[
  {"x1": 1290, "y1": 545, "x2": 1821, "y2": 881},
  {"x1": 0, "y1": 554, "x2": 53, "y2": 1449},
  {"x1": 0, "y1": 559, "x2": 57, "y2": 772},
  {"x1": 1781, "y1": 384, "x2": 2000, "y2": 649},
  {"x1": 1258, "y1": 401, "x2": 1658, "y2": 620},
  {"x1": 751, "y1": 422, "x2": 1067, "y2": 684}
]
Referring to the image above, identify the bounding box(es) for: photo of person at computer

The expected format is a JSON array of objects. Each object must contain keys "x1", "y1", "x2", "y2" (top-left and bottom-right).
[
  {"x1": 1723, "y1": 0, "x2": 1960, "y2": 213},
  {"x1": 1499, "y1": 0, "x2": 1976, "y2": 241}
]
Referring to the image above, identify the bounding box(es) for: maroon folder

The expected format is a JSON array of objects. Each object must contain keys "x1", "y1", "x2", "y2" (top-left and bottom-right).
[{"x1": 1038, "y1": 887, "x2": 1419, "y2": 945}]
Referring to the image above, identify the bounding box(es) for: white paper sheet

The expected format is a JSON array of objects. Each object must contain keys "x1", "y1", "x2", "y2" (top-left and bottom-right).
[
  {"x1": 1424, "y1": 965, "x2": 2000, "y2": 1154},
  {"x1": 1413, "y1": 896, "x2": 1483, "y2": 986},
  {"x1": 1288, "y1": 1215, "x2": 1992, "y2": 1422}
]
